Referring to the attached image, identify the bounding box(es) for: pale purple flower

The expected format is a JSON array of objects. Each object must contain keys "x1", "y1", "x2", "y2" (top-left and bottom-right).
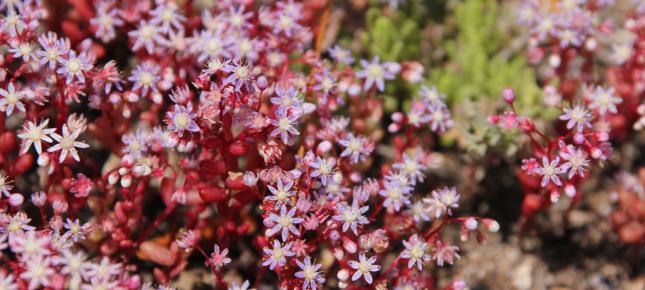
[
  {"x1": 271, "y1": 85, "x2": 303, "y2": 112},
  {"x1": 57, "y1": 50, "x2": 92, "y2": 84},
  {"x1": 312, "y1": 71, "x2": 336, "y2": 98},
  {"x1": 268, "y1": 205, "x2": 303, "y2": 241},
  {"x1": 409, "y1": 200, "x2": 431, "y2": 222},
  {"x1": 339, "y1": 133, "x2": 370, "y2": 164},
  {"x1": 0, "y1": 272, "x2": 17, "y2": 290},
  {"x1": 348, "y1": 253, "x2": 381, "y2": 284},
  {"x1": 295, "y1": 256, "x2": 325, "y2": 290},
  {"x1": 432, "y1": 241, "x2": 460, "y2": 266},
  {"x1": 534, "y1": 156, "x2": 566, "y2": 187},
  {"x1": 610, "y1": 43, "x2": 634, "y2": 65},
  {"x1": 356, "y1": 56, "x2": 395, "y2": 92},
  {"x1": 150, "y1": 2, "x2": 186, "y2": 33},
  {"x1": 427, "y1": 104, "x2": 454, "y2": 133},
  {"x1": 47, "y1": 124, "x2": 90, "y2": 163},
  {"x1": 195, "y1": 30, "x2": 232, "y2": 63},
  {"x1": 533, "y1": 14, "x2": 557, "y2": 41},
  {"x1": 83, "y1": 256, "x2": 122, "y2": 281},
  {"x1": 559, "y1": 146, "x2": 590, "y2": 178},
  {"x1": 266, "y1": 179, "x2": 296, "y2": 206},
  {"x1": 226, "y1": 6, "x2": 253, "y2": 31},
  {"x1": 20, "y1": 255, "x2": 54, "y2": 289},
  {"x1": 1, "y1": 212, "x2": 34, "y2": 237},
  {"x1": 262, "y1": 240, "x2": 295, "y2": 270},
  {"x1": 17, "y1": 119, "x2": 55, "y2": 154},
  {"x1": 8, "y1": 41, "x2": 35, "y2": 62},
  {"x1": 419, "y1": 85, "x2": 446, "y2": 108},
  {"x1": 392, "y1": 153, "x2": 426, "y2": 184},
  {"x1": 36, "y1": 32, "x2": 70, "y2": 69},
  {"x1": 272, "y1": 13, "x2": 302, "y2": 37},
  {"x1": 165, "y1": 103, "x2": 200, "y2": 136},
  {"x1": 588, "y1": 86, "x2": 622, "y2": 115},
  {"x1": 0, "y1": 10, "x2": 26, "y2": 37},
  {"x1": 309, "y1": 157, "x2": 336, "y2": 186},
  {"x1": 560, "y1": 104, "x2": 592, "y2": 132},
  {"x1": 208, "y1": 244, "x2": 232, "y2": 269},
  {"x1": 122, "y1": 128, "x2": 150, "y2": 159},
  {"x1": 333, "y1": 200, "x2": 369, "y2": 235},
  {"x1": 222, "y1": 61, "x2": 254, "y2": 90},
  {"x1": 401, "y1": 234, "x2": 431, "y2": 270},
  {"x1": 379, "y1": 180, "x2": 412, "y2": 212},
  {"x1": 128, "y1": 61, "x2": 161, "y2": 96},
  {"x1": 90, "y1": 6, "x2": 124, "y2": 42},
  {"x1": 62, "y1": 218, "x2": 88, "y2": 242},
  {"x1": 424, "y1": 187, "x2": 460, "y2": 218},
  {"x1": 0, "y1": 83, "x2": 28, "y2": 116},
  {"x1": 328, "y1": 45, "x2": 354, "y2": 64},
  {"x1": 128, "y1": 20, "x2": 166, "y2": 54},
  {"x1": 269, "y1": 109, "x2": 301, "y2": 144},
  {"x1": 11, "y1": 230, "x2": 49, "y2": 257},
  {"x1": 52, "y1": 249, "x2": 87, "y2": 286}
]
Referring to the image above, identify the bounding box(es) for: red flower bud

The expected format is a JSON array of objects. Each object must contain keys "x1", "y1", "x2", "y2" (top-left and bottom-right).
[
  {"x1": 198, "y1": 185, "x2": 227, "y2": 203},
  {"x1": 0, "y1": 132, "x2": 15, "y2": 154}
]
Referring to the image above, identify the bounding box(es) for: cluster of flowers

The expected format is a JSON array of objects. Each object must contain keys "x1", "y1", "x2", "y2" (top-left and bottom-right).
[
  {"x1": 489, "y1": 87, "x2": 612, "y2": 221},
  {"x1": 498, "y1": 0, "x2": 645, "y2": 223},
  {"x1": 0, "y1": 0, "x2": 495, "y2": 289}
]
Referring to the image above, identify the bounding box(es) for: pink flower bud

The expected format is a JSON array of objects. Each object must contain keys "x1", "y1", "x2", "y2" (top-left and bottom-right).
[
  {"x1": 464, "y1": 218, "x2": 479, "y2": 230},
  {"x1": 482, "y1": 218, "x2": 500, "y2": 232},
  {"x1": 564, "y1": 184, "x2": 576, "y2": 198},
  {"x1": 502, "y1": 88, "x2": 515, "y2": 103},
  {"x1": 337, "y1": 269, "x2": 350, "y2": 281},
  {"x1": 8, "y1": 193, "x2": 23, "y2": 207},
  {"x1": 343, "y1": 239, "x2": 357, "y2": 254},
  {"x1": 573, "y1": 133, "x2": 585, "y2": 144},
  {"x1": 31, "y1": 191, "x2": 47, "y2": 206},
  {"x1": 256, "y1": 75, "x2": 269, "y2": 90}
]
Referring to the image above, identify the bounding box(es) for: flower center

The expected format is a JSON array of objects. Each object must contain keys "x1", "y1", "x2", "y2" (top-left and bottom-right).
[
  {"x1": 66, "y1": 59, "x2": 81, "y2": 73},
  {"x1": 60, "y1": 137, "x2": 75, "y2": 149},
  {"x1": 139, "y1": 72, "x2": 153, "y2": 86},
  {"x1": 278, "y1": 216, "x2": 292, "y2": 227},
  {"x1": 174, "y1": 113, "x2": 190, "y2": 129},
  {"x1": 366, "y1": 64, "x2": 384, "y2": 79}
]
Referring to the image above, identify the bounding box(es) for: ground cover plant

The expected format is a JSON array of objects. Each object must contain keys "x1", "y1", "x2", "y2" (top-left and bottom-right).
[{"x1": 0, "y1": 0, "x2": 643, "y2": 289}]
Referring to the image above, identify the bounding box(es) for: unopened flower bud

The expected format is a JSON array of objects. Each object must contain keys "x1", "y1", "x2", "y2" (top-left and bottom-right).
[
  {"x1": 348, "y1": 83, "x2": 361, "y2": 97},
  {"x1": 550, "y1": 191, "x2": 560, "y2": 203},
  {"x1": 37, "y1": 153, "x2": 50, "y2": 167},
  {"x1": 564, "y1": 184, "x2": 576, "y2": 198},
  {"x1": 8, "y1": 193, "x2": 24, "y2": 207},
  {"x1": 464, "y1": 218, "x2": 479, "y2": 230},
  {"x1": 256, "y1": 75, "x2": 269, "y2": 90},
  {"x1": 482, "y1": 218, "x2": 500, "y2": 232},
  {"x1": 337, "y1": 269, "x2": 350, "y2": 281},
  {"x1": 573, "y1": 133, "x2": 585, "y2": 144},
  {"x1": 53, "y1": 199, "x2": 68, "y2": 214},
  {"x1": 108, "y1": 171, "x2": 120, "y2": 185},
  {"x1": 502, "y1": 88, "x2": 515, "y2": 103},
  {"x1": 343, "y1": 239, "x2": 357, "y2": 254},
  {"x1": 120, "y1": 174, "x2": 132, "y2": 188},
  {"x1": 316, "y1": 141, "x2": 333, "y2": 155},
  {"x1": 31, "y1": 191, "x2": 47, "y2": 206}
]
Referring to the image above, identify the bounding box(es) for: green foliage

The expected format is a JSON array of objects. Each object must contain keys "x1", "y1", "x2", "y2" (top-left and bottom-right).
[
  {"x1": 358, "y1": 7, "x2": 422, "y2": 61},
  {"x1": 429, "y1": 0, "x2": 543, "y2": 117}
]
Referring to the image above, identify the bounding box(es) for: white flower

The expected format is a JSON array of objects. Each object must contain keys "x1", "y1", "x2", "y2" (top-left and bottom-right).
[
  {"x1": 400, "y1": 234, "x2": 430, "y2": 270},
  {"x1": 48, "y1": 124, "x2": 90, "y2": 163},
  {"x1": 348, "y1": 253, "x2": 380, "y2": 284},
  {"x1": 17, "y1": 119, "x2": 56, "y2": 154}
]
